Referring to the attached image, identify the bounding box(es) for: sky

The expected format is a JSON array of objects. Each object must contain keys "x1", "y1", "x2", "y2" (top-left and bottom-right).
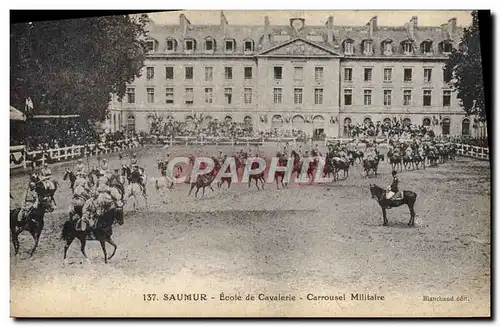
[{"x1": 148, "y1": 10, "x2": 473, "y2": 27}]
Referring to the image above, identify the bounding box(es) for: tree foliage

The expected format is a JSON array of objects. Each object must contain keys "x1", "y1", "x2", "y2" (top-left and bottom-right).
[
  {"x1": 10, "y1": 14, "x2": 150, "y2": 121},
  {"x1": 444, "y1": 11, "x2": 486, "y2": 121}
]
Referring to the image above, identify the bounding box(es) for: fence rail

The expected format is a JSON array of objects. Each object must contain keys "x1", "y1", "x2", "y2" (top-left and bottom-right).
[{"x1": 455, "y1": 143, "x2": 490, "y2": 160}]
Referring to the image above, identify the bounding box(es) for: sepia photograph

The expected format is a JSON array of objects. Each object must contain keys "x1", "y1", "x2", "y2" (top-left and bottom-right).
[{"x1": 9, "y1": 9, "x2": 491, "y2": 317}]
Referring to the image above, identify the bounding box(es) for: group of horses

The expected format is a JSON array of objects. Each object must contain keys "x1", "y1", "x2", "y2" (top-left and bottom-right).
[{"x1": 386, "y1": 143, "x2": 458, "y2": 172}]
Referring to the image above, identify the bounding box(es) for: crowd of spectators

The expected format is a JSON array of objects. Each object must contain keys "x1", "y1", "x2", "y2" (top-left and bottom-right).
[{"x1": 344, "y1": 119, "x2": 433, "y2": 139}]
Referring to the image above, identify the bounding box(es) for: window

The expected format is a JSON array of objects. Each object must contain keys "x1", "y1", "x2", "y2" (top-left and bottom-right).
[
  {"x1": 443, "y1": 68, "x2": 453, "y2": 82},
  {"x1": 205, "y1": 38, "x2": 214, "y2": 51},
  {"x1": 344, "y1": 68, "x2": 353, "y2": 82},
  {"x1": 404, "y1": 68, "x2": 412, "y2": 82},
  {"x1": 364, "y1": 90, "x2": 372, "y2": 105},
  {"x1": 403, "y1": 90, "x2": 412, "y2": 105},
  {"x1": 146, "y1": 67, "x2": 154, "y2": 80},
  {"x1": 462, "y1": 118, "x2": 470, "y2": 135},
  {"x1": 424, "y1": 68, "x2": 432, "y2": 83},
  {"x1": 185, "y1": 67, "x2": 193, "y2": 80},
  {"x1": 442, "y1": 118, "x2": 451, "y2": 135},
  {"x1": 383, "y1": 90, "x2": 392, "y2": 106},
  {"x1": 224, "y1": 67, "x2": 233, "y2": 80},
  {"x1": 403, "y1": 41, "x2": 413, "y2": 54},
  {"x1": 225, "y1": 39, "x2": 234, "y2": 52},
  {"x1": 244, "y1": 67, "x2": 252, "y2": 80},
  {"x1": 441, "y1": 41, "x2": 453, "y2": 53},
  {"x1": 165, "y1": 67, "x2": 174, "y2": 80},
  {"x1": 165, "y1": 88, "x2": 174, "y2": 104},
  {"x1": 166, "y1": 39, "x2": 175, "y2": 51},
  {"x1": 344, "y1": 89, "x2": 352, "y2": 106},
  {"x1": 294, "y1": 67, "x2": 304, "y2": 80},
  {"x1": 126, "y1": 88, "x2": 135, "y2": 104},
  {"x1": 314, "y1": 88, "x2": 323, "y2": 105},
  {"x1": 423, "y1": 90, "x2": 432, "y2": 106},
  {"x1": 315, "y1": 67, "x2": 324, "y2": 82},
  {"x1": 343, "y1": 40, "x2": 354, "y2": 54},
  {"x1": 382, "y1": 41, "x2": 393, "y2": 55},
  {"x1": 421, "y1": 41, "x2": 432, "y2": 54},
  {"x1": 185, "y1": 88, "x2": 194, "y2": 104},
  {"x1": 423, "y1": 118, "x2": 431, "y2": 126},
  {"x1": 204, "y1": 88, "x2": 213, "y2": 104},
  {"x1": 244, "y1": 40, "x2": 254, "y2": 52},
  {"x1": 146, "y1": 40, "x2": 155, "y2": 52},
  {"x1": 274, "y1": 66, "x2": 282, "y2": 80},
  {"x1": 363, "y1": 40, "x2": 373, "y2": 55},
  {"x1": 443, "y1": 90, "x2": 451, "y2": 107},
  {"x1": 294, "y1": 88, "x2": 303, "y2": 104},
  {"x1": 185, "y1": 39, "x2": 195, "y2": 51},
  {"x1": 147, "y1": 88, "x2": 155, "y2": 103},
  {"x1": 127, "y1": 115, "x2": 135, "y2": 132},
  {"x1": 224, "y1": 88, "x2": 232, "y2": 104},
  {"x1": 383, "y1": 68, "x2": 392, "y2": 82},
  {"x1": 205, "y1": 67, "x2": 213, "y2": 81},
  {"x1": 244, "y1": 88, "x2": 252, "y2": 104},
  {"x1": 273, "y1": 88, "x2": 282, "y2": 104},
  {"x1": 364, "y1": 68, "x2": 372, "y2": 82}
]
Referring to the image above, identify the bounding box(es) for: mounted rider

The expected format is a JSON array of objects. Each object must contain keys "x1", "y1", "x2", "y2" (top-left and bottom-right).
[
  {"x1": 75, "y1": 158, "x2": 86, "y2": 176},
  {"x1": 80, "y1": 192, "x2": 99, "y2": 230},
  {"x1": 100, "y1": 158, "x2": 110, "y2": 178},
  {"x1": 130, "y1": 164, "x2": 146, "y2": 196},
  {"x1": 17, "y1": 182, "x2": 39, "y2": 223},
  {"x1": 386, "y1": 170, "x2": 402, "y2": 200},
  {"x1": 40, "y1": 163, "x2": 55, "y2": 190},
  {"x1": 405, "y1": 144, "x2": 414, "y2": 158}
]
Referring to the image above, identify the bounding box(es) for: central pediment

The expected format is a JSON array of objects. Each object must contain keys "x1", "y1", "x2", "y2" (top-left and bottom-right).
[{"x1": 258, "y1": 37, "x2": 341, "y2": 57}]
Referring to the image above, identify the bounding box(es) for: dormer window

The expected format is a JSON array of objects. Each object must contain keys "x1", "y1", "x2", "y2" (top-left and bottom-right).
[
  {"x1": 146, "y1": 40, "x2": 156, "y2": 52},
  {"x1": 421, "y1": 40, "x2": 433, "y2": 55},
  {"x1": 362, "y1": 40, "x2": 373, "y2": 55},
  {"x1": 402, "y1": 41, "x2": 414, "y2": 55},
  {"x1": 381, "y1": 40, "x2": 393, "y2": 55},
  {"x1": 225, "y1": 39, "x2": 235, "y2": 53},
  {"x1": 342, "y1": 39, "x2": 354, "y2": 55},
  {"x1": 244, "y1": 39, "x2": 254, "y2": 53},
  {"x1": 165, "y1": 38, "x2": 177, "y2": 52},
  {"x1": 439, "y1": 40, "x2": 453, "y2": 54},
  {"x1": 204, "y1": 37, "x2": 215, "y2": 52},
  {"x1": 185, "y1": 39, "x2": 196, "y2": 52}
]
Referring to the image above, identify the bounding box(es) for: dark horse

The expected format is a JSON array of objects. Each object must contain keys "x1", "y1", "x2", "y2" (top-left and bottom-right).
[
  {"x1": 10, "y1": 195, "x2": 53, "y2": 256},
  {"x1": 274, "y1": 156, "x2": 289, "y2": 189},
  {"x1": 189, "y1": 157, "x2": 219, "y2": 197},
  {"x1": 369, "y1": 184, "x2": 418, "y2": 227},
  {"x1": 363, "y1": 156, "x2": 380, "y2": 177},
  {"x1": 61, "y1": 204, "x2": 123, "y2": 263},
  {"x1": 63, "y1": 169, "x2": 77, "y2": 192},
  {"x1": 347, "y1": 150, "x2": 364, "y2": 165},
  {"x1": 31, "y1": 174, "x2": 59, "y2": 207}
]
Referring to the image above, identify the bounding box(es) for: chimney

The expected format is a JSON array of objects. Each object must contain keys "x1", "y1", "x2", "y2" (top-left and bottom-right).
[
  {"x1": 368, "y1": 16, "x2": 377, "y2": 38},
  {"x1": 263, "y1": 16, "x2": 270, "y2": 46},
  {"x1": 448, "y1": 17, "x2": 457, "y2": 35},
  {"x1": 411, "y1": 16, "x2": 418, "y2": 29},
  {"x1": 326, "y1": 16, "x2": 334, "y2": 45},
  {"x1": 407, "y1": 16, "x2": 417, "y2": 39},
  {"x1": 221, "y1": 11, "x2": 229, "y2": 35},
  {"x1": 179, "y1": 14, "x2": 191, "y2": 36}
]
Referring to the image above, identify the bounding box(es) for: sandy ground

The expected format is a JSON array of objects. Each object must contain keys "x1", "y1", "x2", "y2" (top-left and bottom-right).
[{"x1": 10, "y1": 144, "x2": 491, "y2": 317}]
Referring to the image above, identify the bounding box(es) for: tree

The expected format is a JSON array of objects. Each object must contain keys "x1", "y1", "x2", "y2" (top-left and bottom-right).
[
  {"x1": 10, "y1": 14, "x2": 150, "y2": 121},
  {"x1": 444, "y1": 10, "x2": 485, "y2": 122}
]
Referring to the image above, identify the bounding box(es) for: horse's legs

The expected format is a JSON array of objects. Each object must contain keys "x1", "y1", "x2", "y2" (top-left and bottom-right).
[
  {"x1": 209, "y1": 186, "x2": 214, "y2": 193},
  {"x1": 195, "y1": 186, "x2": 200, "y2": 197},
  {"x1": 63, "y1": 235, "x2": 75, "y2": 260},
  {"x1": 99, "y1": 240, "x2": 108, "y2": 263},
  {"x1": 11, "y1": 231, "x2": 20, "y2": 255},
  {"x1": 408, "y1": 204, "x2": 416, "y2": 227},
  {"x1": 276, "y1": 177, "x2": 279, "y2": 190},
  {"x1": 254, "y1": 178, "x2": 260, "y2": 190},
  {"x1": 106, "y1": 238, "x2": 117, "y2": 261},
  {"x1": 260, "y1": 177, "x2": 265, "y2": 189},
  {"x1": 188, "y1": 183, "x2": 196, "y2": 195},
  {"x1": 382, "y1": 207, "x2": 388, "y2": 226},
  {"x1": 79, "y1": 235, "x2": 88, "y2": 259},
  {"x1": 28, "y1": 227, "x2": 41, "y2": 257}
]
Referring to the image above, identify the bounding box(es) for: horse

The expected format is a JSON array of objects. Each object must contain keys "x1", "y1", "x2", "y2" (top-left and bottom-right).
[
  {"x1": 402, "y1": 153, "x2": 414, "y2": 170},
  {"x1": 347, "y1": 150, "x2": 364, "y2": 165},
  {"x1": 363, "y1": 156, "x2": 380, "y2": 177},
  {"x1": 61, "y1": 202, "x2": 123, "y2": 264},
  {"x1": 217, "y1": 157, "x2": 236, "y2": 190},
  {"x1": 248, "y1": 159, "x2": 266, "y2": 190},
  {"x1": 331, "y1": 158, "x2": 350, "y2": 181},
  {"x1": 63, "y1": 169, "x2": 77, "y2": 192},
  {"x1": 306, "y1": 158, "x2": 319, "y2": 184},
  {"x1": 10, "y1": 195, "x2": 53, "y2": 257},
  {"x1": 388, "y1": 151, "x2": 403, "y2": 172},
  {"x1": 125, "y1": 169, "x2": 148, "y2": 211},
  {"x1": 274, "y1": 156, "x2": 288, "y2": 189},
  {"x1": 369, "y1": 184, "x2": 418, "y2": 227},
  {"x1": 323, "y1": 154, "x2": 336, "y2": 179},
  {"x1": 189, "y1": 157, "x2": 219, "y2": 197},
  {"x1": 31, "y1": 174, "x2": 58, "y2": 208},
  {"x1": 413, "y1": 151, "x2": 426, "y2": 170}
]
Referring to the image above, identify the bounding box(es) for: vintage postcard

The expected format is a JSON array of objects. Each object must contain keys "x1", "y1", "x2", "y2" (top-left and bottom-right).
[{"x1": 9, "y1": 9, "x2": 490, "y2": 317}]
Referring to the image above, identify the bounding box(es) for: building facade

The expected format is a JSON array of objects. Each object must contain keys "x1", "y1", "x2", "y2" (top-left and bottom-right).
[{"x1": 108, "y1": 12, "x2": 477, "y2": 138}]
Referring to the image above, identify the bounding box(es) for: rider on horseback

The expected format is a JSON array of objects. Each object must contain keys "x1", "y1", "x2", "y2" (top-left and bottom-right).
[
  {"x1": 100, "y1": 158, "x2": 110, "y2": 177},
  {"x1": 131, "y1": 164, "x2": 146, "y2": 196},
  {"x1": 386, "y1": 170, "x2": 401, "y2": 200},
  {"x1": 76, "y1": 158, "x2": 86, "y2": 175},
  {"x1": 18, "y1": 182, "x2": 39, "y2": 223}
]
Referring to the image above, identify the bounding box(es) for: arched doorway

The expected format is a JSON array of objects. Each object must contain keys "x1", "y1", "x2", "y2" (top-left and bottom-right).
[
  {"x1": 127, "y1": 114, "x2": 135, "y2": 132},
  {"x1": 271, "y1": 115, "x2": 283, "y2": 130},
  {"x1": 313, "y1": 115, "x2": 325, "y2": 140},
  {"x1": 383, "y1": 117, "x2": 392, "y2": 126},
  {"x1": 462, "y1": 118, "x2": 470, "y2": 136},
  {"x1": 343, "y1": 117, "x2": 352, "y2": 137},
  {"x1": 423, "y1": 117, "x2": 431, "y2": 127},
  {"x1": 224, "y1": 115, "x2": 233, "y2": 124},
  {"x1": 442, "y1": 118, "x2": 451, "y2": 135},
  {"x1": 363, "y1": 117, "x2": 372, "y2": 125},
  {"x1": 292, "y1": 115, "x2": 305, "y2": 132},
  {"x1": 403, "y1": 117, "x2": 411, "y2": 128},
  {"x1": 244, "y1": 115, "x2": 252, "y2": 125}
]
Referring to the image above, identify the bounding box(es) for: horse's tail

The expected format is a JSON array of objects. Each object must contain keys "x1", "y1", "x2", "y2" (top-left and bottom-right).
[{"x1": 61, "y1": 220, "x2": 74, "y2": 241}]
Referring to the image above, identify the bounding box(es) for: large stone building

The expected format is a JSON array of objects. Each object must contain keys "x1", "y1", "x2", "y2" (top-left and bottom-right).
[{"x1": 108, "y1": 12, "x2": 477, "y2": 138}]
